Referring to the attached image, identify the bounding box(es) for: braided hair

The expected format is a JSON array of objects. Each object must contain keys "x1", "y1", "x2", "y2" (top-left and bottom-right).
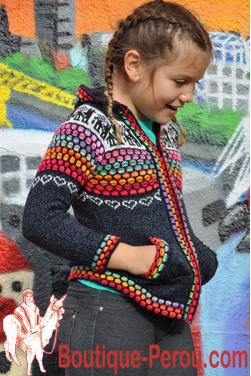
[{"x1": 104, "y1": 0, "x2": 212, "y2": 146}]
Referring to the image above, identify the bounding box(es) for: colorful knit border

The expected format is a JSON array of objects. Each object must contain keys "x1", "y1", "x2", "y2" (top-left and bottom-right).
[
  {"x1": 120, "y1": 108, "x2": 201, "y2": 322},
  {"x1": 142, "y1": 237, "x2": 169, "y2": 280},
  {"x1": 86, "y1": 148, "x2": 159, "y2": 197},
  {"x1": 163, "y1": 148, "x2": 183, "y2": 193},
  {"x1": 68, "y1": 267, "x2": 185, "y2": 320},
  {"x1": 91, "y1": 235, "x2": 120, "y2": 272},
  {"x1": 38, "y1": 121, "x2": 104, "y2": 187}
]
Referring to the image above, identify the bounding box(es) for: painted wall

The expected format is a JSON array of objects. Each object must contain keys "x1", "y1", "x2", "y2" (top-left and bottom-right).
[
  {"x1": 1, "y1": 0, "x2": 250, "y2": 37},
  {"x1": 0, "y1": 1, "x2": 249, "y2": 375}
]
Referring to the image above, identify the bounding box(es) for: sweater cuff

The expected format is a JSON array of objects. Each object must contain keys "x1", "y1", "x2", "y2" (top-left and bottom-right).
[
  {"x1": 142, "y1": 237, "x2": 169, "y2": 280},
  {"x1": 90, "y1": 235, "x2": 121, "y2": 272}
]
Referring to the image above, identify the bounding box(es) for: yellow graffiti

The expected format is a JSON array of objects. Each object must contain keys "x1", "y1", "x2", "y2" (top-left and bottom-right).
[
  {"x1": 0, "y1": 85, "x2": 13, "y2": 128},
  {"x1": 0, "y1": 63, "x2": 75, "y2": 110}
]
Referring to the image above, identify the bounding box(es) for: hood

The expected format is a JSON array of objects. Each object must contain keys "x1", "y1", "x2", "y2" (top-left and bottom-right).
[
  {"x1": 74, "y1": 85, "x2": 107, "y2": 110},
  {"x1": 74, "y1": 85, "x2": 129, "y2": 120}
]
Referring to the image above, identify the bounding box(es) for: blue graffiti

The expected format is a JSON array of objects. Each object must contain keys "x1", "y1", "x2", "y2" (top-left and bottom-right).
[
  {"x1": 200, "y1": 231, "x2": 250, "y2": 375},
  {"x1": 7, "y1": 104, "x2": 58, "y2": 132}
]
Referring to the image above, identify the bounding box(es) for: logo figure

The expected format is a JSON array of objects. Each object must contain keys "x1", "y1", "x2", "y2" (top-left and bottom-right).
[{"x1": 3, "y1": 288, "x2": 66, "y2": 375}]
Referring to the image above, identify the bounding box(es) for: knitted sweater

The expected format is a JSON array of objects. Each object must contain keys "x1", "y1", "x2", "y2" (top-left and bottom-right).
[
  {"x1": 22, "y1": 85, "x2": 218, "y2": 323},
  {"x1": 79, "y1": 118, "x2": 156, "y2": 296}
]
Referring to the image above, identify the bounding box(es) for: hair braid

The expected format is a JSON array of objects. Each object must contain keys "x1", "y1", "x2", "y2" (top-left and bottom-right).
[
  {"x1": 104, "y1": 0, "x2": 212, "y2": 145},
  {"x1": 104, "y1": 57, "x2": 122, "y2": 144}
]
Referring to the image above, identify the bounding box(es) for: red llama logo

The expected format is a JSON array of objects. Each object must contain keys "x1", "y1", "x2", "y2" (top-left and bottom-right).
[
  {"x1": 0, "y1": 231, "x2": 66, "y2": 375},
  {"x1": 3, "y1": 288, "x2": 65, "y2": 375}
]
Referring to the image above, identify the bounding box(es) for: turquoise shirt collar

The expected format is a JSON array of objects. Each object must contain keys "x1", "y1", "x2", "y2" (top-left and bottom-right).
[{"x1": 137, "y1": 119, "x2": 157, "y2": 146}]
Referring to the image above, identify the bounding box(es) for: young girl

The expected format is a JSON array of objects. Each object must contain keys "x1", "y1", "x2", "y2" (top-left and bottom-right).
[{"x1": 23, "y1": 1, "x2": 218, "y2": 374}]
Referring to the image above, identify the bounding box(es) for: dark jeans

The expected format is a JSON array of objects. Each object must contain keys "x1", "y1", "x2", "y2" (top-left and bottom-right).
[{"x1": 57, "y1": 281, "x2": 198, "y2": 376}]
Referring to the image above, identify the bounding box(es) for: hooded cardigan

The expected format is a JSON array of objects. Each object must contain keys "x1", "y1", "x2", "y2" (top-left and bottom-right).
[{"x1": 22, "y1": 85, "x2": 218, "y2": 323}]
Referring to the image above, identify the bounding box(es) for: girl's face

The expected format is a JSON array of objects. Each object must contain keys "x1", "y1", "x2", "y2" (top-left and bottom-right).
[{"x1": 128, "y1": 43, "x2": 211, "y2": 124}]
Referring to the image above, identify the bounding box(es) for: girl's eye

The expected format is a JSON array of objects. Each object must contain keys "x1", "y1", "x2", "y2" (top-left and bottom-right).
[{"x1": 175, "y1": 80, "x2": 186, "y2": 86}]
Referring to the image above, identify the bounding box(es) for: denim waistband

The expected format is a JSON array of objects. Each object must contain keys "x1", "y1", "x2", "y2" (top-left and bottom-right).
[{"x1": 65, "y1": 280, "x2": 179, "y2": 328}]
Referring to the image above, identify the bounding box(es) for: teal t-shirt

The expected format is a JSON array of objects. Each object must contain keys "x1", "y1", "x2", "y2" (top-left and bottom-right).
[
  {"x1": 138, "y1": 119, "x2": 156, "y2": 145},
  {"x1": 78, "y1": 118, "x2": 156, "y2": 294}
]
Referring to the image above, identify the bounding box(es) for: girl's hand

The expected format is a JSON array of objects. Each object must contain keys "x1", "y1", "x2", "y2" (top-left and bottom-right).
[
  {"x1": 127, "y1": 245, "x2": 157, "y2": 275},
  {"x1": 108, "y1": 242, "x2": 156, "y2": 275}
]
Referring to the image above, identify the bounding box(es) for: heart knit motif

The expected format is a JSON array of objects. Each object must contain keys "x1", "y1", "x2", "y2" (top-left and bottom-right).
[
  {"x1": 139, "y1": 197, "x2": 153, "y2": 206},
  {"x1": 122, "y1": 200, "x2": 137, "y2": 210},
  {"x1": 33, "y1": 176, "x2": 40, "y2": 187},
  {"x1": 105, "y1": 200, "x2": 121, "y2": 210},
  {"x1": 68, "y1": 182, "x2": 78, "y2": 194},
  {"x1": 89, "y1": 196, "x2": 103, "y2": 206},
  {"x1": 53, "y1": 176, "x2": 66, "y2": 187},
  {"x1": 40, "y1": 175, "x2": 53, "y2": 185},
  {"x1": 78, "y1": 192, "x2": 87, "y2": 202},
  {"x1": 154, "y1": 190, "x2": 161, "y2": 201}
]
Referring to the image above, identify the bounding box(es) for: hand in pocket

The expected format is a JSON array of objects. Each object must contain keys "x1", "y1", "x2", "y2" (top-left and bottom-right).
[{"x1": 141, "y1": 237, "x2": 169, "y2": 280}]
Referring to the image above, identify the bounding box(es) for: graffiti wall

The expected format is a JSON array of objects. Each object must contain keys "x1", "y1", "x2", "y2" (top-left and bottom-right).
[{"x1": 0, "y1": 0, "x2": 249, "y2": 375}]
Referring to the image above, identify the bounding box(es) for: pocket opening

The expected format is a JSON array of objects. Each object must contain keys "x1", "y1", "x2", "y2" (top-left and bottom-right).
[{"x1": 142, "y1": 237, "x2": 170, "y2": 280}]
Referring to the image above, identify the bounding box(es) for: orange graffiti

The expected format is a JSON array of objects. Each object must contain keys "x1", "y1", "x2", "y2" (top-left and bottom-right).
[
  {"x1": 2, "y1": 0, "x2": 249, "y2": 39},
  {"x1": 1, "y1": 0, "x2": 36, "y2": 38},
  {"x1": 76, "y1": 0, "x2": 249, "y2": 38}
]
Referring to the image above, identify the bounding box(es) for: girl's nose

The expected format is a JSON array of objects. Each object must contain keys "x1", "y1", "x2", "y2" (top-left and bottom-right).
[{"x1": 179, "y1": 90, "x2": 193, "y2": 104}]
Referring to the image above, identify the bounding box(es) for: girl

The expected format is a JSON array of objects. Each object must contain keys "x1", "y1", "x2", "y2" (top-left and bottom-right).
[{"x1": 23, "y1": 1, "x2": 218, "y2": 375}]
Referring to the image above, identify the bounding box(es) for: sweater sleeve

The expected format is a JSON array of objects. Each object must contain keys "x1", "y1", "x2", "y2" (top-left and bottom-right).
[{"x1": 22, "y1": 106, "x2": 120, "y2": 271}]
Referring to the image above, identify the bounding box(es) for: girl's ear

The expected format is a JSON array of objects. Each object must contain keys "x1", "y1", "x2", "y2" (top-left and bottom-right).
[{"x1": 124, "y1": 49, "x2": 142, "y2": 82}]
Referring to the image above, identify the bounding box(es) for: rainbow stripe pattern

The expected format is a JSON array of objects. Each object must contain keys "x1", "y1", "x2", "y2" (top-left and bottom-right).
[{"x1": 38, "y1": 85, "x2": 202, "y2": 322}]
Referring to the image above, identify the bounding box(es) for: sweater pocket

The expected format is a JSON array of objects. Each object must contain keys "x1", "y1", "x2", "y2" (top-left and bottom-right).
[
  {"x1": 141, "y1": 237, "x2": 170, "y2": 280},
  {"x1": 141, "y1": 236, "x2": 194, "y2": 282}
]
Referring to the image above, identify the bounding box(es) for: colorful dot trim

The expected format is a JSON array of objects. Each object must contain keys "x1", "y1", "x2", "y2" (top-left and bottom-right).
[
  {"x1": 142, "y1": 237, "x2": 169, "y2": 280},
  {"x1": 77, "y1": 86, "x2": 95, "y2": 103},
  {"x1": 119, "y1": 108, "x2": 201, "y2": 322},
  {"x1": 91, "y1": 235, "x2": 120, "y2": 272},
  {"x1": 68, "y1": 267, "x2": 185, "y2": 320},
  {"x1": 85, "y1": 148, "x2": 159, "y2": 197},
  {"x1": 38, "y1": 122, "x2": 104, "y2": 187},
  {"x1": 162, "y1": 148, "x2": 183, "y2": 193}
]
